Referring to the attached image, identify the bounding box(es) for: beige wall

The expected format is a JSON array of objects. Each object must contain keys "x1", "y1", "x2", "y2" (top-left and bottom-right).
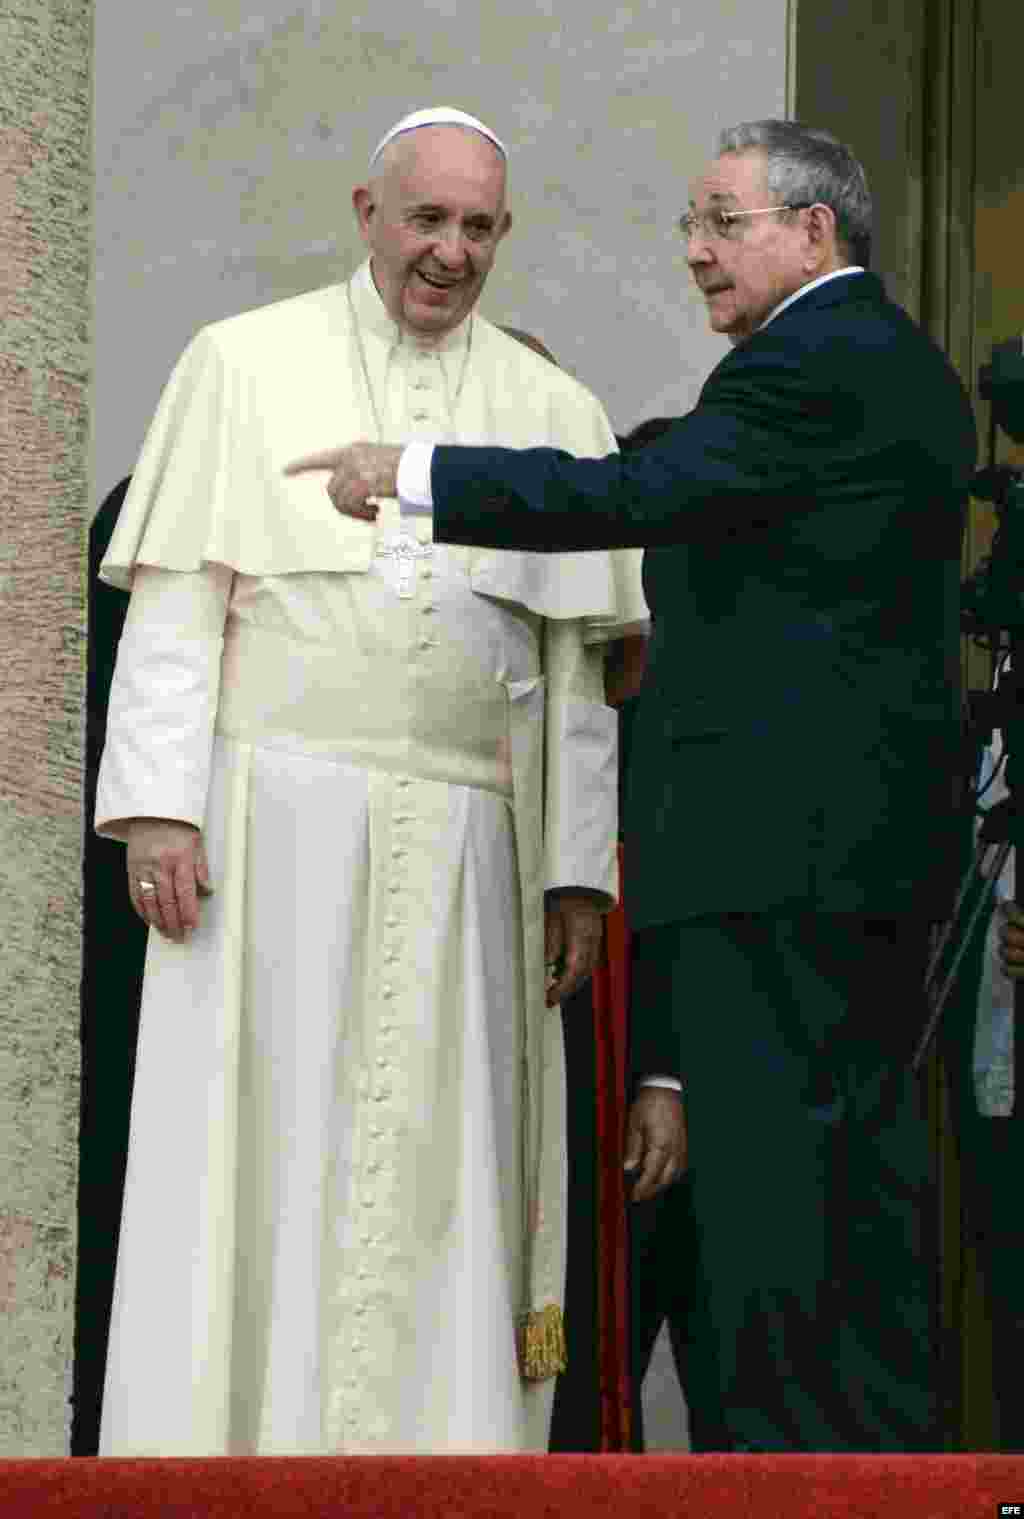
[
  {"x1": 0, "y1": 0, "x2": 92, "y2": 1457},
  {"x1": 93, "y1": 0, "x2": 788, "y2": 502}
]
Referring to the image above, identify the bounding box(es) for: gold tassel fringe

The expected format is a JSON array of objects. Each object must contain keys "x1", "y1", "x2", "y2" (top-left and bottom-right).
[{"x1": 517, "y1": 1303, "x2": 567, "y2": 1381}]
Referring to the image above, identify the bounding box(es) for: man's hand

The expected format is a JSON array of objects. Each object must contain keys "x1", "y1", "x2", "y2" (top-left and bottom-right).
[
  {"x1": 545, "y1": 890, "x2": 604, "y2": 1007},
  {"x1": 998, "y1": 901, "x2": 1024, "y2": 979},
  {"x1": 603, "y1": 633, "x2": 648, "y2": 708},
  {"x1": 623, "y1": 1087, "x2": 687, "y2": 1202},
  {"x1": 284, "y1": 443, "x2": 403, "y2": 520},
  {"x1": 125, "y1": 818, "x2": 212, "y2": 944}
]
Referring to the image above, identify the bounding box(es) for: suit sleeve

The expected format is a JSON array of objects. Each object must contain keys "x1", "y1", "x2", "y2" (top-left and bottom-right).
[
  {"x1": 431, "y1": 341, "x2": 844, "y2": 552},
  {"x1": 542, "y1": 615, "x2": 619, "y2": 905},
  {"x1": 95, "y1": 564, "x2": 232, "y2": 840}
]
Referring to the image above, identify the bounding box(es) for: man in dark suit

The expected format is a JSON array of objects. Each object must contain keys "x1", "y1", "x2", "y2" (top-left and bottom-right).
[{"x1": 289, "y1": 120, "x2": 976, "y2": 1450}]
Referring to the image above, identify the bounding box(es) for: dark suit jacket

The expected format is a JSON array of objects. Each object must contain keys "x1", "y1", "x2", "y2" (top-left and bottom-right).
[{"x1": 432, "y1": 272, "x2": 976, "y2": 934}]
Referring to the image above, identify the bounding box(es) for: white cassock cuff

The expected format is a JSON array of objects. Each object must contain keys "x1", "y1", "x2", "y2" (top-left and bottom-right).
[
  {"x1": 545, "y1": 695, "x2": 618, "y2": 903},
  {"x1": 397, "y1": 441, "x2": 436, "y2": 516},
  {"x1": 95, "y1": 565, "x2": 231, "y2": 840}
]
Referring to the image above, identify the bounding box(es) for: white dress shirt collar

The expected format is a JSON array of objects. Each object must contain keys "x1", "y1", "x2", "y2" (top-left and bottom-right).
[{"x1": 758, "y1": 265, "x2": 865, "y2": 332}]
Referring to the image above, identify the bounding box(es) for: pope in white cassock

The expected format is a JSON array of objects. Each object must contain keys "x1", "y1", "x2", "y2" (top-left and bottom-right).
[{"x1": 94, "y1": 107, "x2": 647, "y2": 1455}]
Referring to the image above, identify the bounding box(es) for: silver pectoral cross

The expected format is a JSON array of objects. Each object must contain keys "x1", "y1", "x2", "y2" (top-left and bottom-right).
[{"x1": 375, "y1": 531, "x2": 434, "y2": 599}]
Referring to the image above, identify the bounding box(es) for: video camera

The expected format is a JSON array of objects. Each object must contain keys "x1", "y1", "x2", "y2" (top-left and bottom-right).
[
  {"x1": 962, "y1": 336, "x2": 1024, "y2": 637},
  {"x1": 979, "y1": 336, "x2": 1024, "y2": 445},
  {"x1": 916, "y1": 336, "x2": 1024, "y2": 1069}
]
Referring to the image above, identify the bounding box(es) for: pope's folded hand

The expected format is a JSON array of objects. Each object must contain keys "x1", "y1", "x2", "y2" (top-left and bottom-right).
[{"x1": 284, "y1": 441, "x2": 403, "y2": 520}]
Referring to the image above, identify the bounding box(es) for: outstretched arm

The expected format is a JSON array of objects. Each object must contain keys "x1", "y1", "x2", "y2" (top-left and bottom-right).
[{"x1": 285, "y1": 345, "x2": 828, "y2": 551}]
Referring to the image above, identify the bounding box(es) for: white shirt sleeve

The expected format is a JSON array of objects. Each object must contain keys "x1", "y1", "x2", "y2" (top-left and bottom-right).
[
  {"x1": 397, "y1": 441, "x2": 435, "y2": 516},
  {"x1": 640, "y1": 1076, "x2": 683, "y2": 1092}
]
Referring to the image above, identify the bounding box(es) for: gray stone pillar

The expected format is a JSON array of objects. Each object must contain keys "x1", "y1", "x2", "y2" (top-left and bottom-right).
[{"x1": 0, "y1": 0, "x2": 92, "y2": 1456}]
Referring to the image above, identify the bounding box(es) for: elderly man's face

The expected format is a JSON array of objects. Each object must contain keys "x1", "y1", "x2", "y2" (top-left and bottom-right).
[
  {"x1": 686, "y1": 150, "x2": 815, "y2": 345},
  {"x1": 353, "y1": 126, "x2": 511, "y2": 338}
]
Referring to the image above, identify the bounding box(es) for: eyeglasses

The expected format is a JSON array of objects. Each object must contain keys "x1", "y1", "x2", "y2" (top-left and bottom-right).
[{"x1": 677, "y1": 204, "x2": 812, "y2": 245}]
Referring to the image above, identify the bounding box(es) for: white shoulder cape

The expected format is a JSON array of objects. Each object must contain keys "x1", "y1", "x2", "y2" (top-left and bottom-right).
[{"x1": 102, "y1": 274, "x2": 648, "y2": 639}]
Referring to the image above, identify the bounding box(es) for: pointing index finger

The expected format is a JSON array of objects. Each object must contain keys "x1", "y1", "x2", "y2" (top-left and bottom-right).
[{"x1": 283, "y1": 449, "x2": 346, "y2": 476}]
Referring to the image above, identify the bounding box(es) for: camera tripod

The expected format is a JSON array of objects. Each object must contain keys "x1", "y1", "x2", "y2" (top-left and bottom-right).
[{"x1": 914, "y1": 784, "x2": 1015, "y2": 1075}]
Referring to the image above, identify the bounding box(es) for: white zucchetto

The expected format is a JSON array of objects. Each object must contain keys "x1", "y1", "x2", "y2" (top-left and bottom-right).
[{"x1": 369, "y1": 107, "x2": 507, "y2": 168}]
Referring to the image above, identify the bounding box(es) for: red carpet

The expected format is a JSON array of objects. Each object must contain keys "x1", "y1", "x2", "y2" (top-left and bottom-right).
[{"x1": 2, "y1": 1455, "x2": 1022, "y2": 1516}]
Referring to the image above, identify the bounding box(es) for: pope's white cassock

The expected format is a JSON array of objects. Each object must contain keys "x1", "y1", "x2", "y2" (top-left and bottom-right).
[{"x1": 95, "y1": 260, "x2": 647, "y2": 1455}]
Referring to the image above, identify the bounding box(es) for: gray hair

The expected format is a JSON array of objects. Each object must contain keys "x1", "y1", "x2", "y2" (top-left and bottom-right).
[{"x1": 717, "y1": 120, "x2": 872, "y2": 268}]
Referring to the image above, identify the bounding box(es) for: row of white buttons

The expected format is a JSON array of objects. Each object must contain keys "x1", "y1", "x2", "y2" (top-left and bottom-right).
[
  {"x1": 414, "y1": 565, "x2": 436, "y2": 653},
  {"x1": 343, "y1": 778, "x2": 416, "y2": 1430},
  {"x1": 332, "y1": 770, "x2": 426, "y2": 1445},
  {"x1": 412, "y1": 351, "x2": 441, "y2": 395}
]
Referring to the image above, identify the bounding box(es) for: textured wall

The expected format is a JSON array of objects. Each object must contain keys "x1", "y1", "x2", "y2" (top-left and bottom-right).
[
  {"x1": 94, "y1": 0, "x2": 787, "y2": 503},
  {"x1": 0, "y1": 0, "x2": 91, "y2": 1456}
]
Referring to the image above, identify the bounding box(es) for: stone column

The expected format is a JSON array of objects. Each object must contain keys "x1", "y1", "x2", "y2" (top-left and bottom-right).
[{"x1": 0, "y1": 0, "x2": 92, "y2": 1456}]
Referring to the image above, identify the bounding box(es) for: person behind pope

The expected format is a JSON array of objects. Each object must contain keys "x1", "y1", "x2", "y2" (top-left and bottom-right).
[
  {"x1": 292, "y1": 119, "x2": 978, "y2": 1450},
  {"x1": 94, "y1": 106, "x2": 647, "y2": 1456}
]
